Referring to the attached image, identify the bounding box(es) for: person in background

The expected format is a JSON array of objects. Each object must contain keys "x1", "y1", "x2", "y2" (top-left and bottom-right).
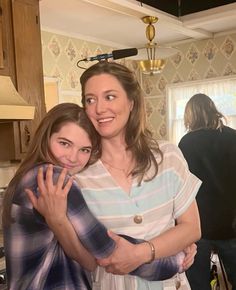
[
  {"x1": 3, "y1": 103, "x2": 196, "y2": 290},
  {"x1": 178, "y1": 93, "x2": 236, "y2": 290},
  {"x1": 75, "y1": 61, "x2": 201, "y2": 290}
]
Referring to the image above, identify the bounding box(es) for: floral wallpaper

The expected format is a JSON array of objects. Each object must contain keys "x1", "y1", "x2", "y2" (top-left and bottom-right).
[
  {"x1": 139, "y1": 33, "x2": 236, "y2": 139},
  {"x1": 41, "y1": 31, "x2": 115, "y2": 94},
  {"x1": 41, "y1": 30, "x2": 236, "y2": 140}
]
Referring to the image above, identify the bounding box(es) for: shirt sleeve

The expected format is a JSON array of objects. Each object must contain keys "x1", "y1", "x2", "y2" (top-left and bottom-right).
[{"x1": 161, "y1": 142, "x2": 202, "y2": 219}]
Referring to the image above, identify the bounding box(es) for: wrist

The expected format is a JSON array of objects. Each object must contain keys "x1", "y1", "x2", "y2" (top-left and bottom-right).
[
  {"x1": 144, "y1": 240, "x2": 155, "y2": 264},
  {"x1": 135, "y1": 240, "x2": 156, "y2": 265},
  {"x1": 46, "y1": 215, "x2": 68, "y2": 229}
]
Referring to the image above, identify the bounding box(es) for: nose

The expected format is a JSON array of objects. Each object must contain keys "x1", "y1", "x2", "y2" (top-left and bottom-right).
[
  {"x1": 95, "y1": 98, "x2": 107, "y2": 114},
  {"x1": 67, "y1": 149, "x2": 78, "y2": 163}
]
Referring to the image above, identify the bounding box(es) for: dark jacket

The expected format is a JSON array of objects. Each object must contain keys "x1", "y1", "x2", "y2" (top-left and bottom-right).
[{"x1": 179, "y1": 126, "x2": 236, "y2": 239}]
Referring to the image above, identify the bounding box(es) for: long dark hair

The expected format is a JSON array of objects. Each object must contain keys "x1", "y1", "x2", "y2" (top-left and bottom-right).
[
  {"x1": 3, "y1": 103, "x2": 101, "y2": 226},
  {"x1": 80, "y1": 61, "x2": 163, "y2": 184}
]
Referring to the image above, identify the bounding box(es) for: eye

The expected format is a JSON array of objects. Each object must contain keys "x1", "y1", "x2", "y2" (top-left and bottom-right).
[
  {"x1": 106, "y1": 94, "x2": 115, "y2": 101},
  {"x1": 59, "y1": 141, "x2": 70, "y2": 148},
  {"x1": 80, "y1": 147, "x2": 92, "y2": 154},
  {"x1": 85, "y1": 96, "x2": 96, "y2": 105}
]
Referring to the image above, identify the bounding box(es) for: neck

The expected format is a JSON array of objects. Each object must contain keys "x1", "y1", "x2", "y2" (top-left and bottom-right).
[
  {"x1": 101, "y1": 138, "x2": 127, "y2": 159},
  {"x1": 101, "y1": 140, "x2": 134, "y2": 174},
  {"x1": 101, "y1": 154, "x2": 134, "y2": 177}
]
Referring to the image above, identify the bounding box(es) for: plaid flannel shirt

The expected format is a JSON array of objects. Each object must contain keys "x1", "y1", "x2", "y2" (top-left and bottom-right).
[{"x1": 4, "y1": 164, "x2": 184, "y2": 290}]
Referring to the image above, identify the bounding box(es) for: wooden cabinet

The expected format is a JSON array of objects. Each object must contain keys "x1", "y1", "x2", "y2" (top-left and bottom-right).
[
  {"x1": 0, "y1": 0, "x2": 46, "y2": 161},
  {"x1": 0, "y1": 122, "x2": 21, "y2": 161},
  {"x1": 0, "y1": 0, "x2": 15, "y2": 78}
]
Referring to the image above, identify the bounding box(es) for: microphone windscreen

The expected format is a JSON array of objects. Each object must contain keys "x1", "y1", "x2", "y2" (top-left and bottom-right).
[{"x1": 112, "y1": 48, "x2": 138, "y2": 60}]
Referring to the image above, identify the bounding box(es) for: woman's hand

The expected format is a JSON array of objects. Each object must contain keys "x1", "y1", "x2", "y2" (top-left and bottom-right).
[
  {"x1": 25, "y1": 164, "x2": 96, "y2": 271},
  {"x1": 97, "y1": 230, "x2": 149, "y2": 275},
  {"x1": 182, "y1": 243, "x2": 197, "y2": 271},
  {"x1": 25, "y1": 164, "x2": 73, "y2": 225}
]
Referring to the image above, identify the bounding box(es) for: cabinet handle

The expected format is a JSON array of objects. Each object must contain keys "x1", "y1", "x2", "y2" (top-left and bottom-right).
[{"x1": 24, "y1": 125, "x2": 31, "y2": 147}]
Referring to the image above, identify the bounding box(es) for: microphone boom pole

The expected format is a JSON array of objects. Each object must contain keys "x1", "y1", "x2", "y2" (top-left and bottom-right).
[{"x1": 77, "y1": 48, "x2": 138, "y2": 68}]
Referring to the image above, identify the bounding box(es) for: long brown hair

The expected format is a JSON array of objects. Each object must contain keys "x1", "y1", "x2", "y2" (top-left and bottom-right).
[
  {"x1": 3, "y1": 103, "x2": 101, "y2": 226},
  {"x1": 80, "y1": 61, "x2": 163, "y2": 183},
  {"x1": 184, "y1": 93, "x2": 226, "y2": 131}
]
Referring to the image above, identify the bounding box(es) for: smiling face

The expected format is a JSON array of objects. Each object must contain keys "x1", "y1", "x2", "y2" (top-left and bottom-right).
[
  {"x1": 49, "y1": 122, "x2": 92, "y2": 175},
  {"x1": 84, "y1": 74, "x2": 133, "y2": 140}
]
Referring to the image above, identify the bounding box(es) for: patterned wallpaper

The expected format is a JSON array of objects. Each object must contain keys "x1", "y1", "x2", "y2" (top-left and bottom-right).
[
  {"x1": 41, "y1": 31, "x2": 115, "y2": 92},
  {"x1": 41, "y1": 30, "x2": 236, "y2": 140},
  {"x1": 140, "y1": 33, "x2": 236, "y2": 139}
]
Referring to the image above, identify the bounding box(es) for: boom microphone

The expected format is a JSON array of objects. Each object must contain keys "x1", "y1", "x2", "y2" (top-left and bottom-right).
[
  {"x1": 81, "y1": 48, "x2": 138, "y2": 61},
  {"x1": 113, "y1": 48, "x2": 138, "y2": 60}
]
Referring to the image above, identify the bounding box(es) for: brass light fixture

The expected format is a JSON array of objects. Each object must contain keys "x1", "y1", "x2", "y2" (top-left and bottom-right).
[{"x1": 139, "y1": 16, "x2": 178, "y2": 75}]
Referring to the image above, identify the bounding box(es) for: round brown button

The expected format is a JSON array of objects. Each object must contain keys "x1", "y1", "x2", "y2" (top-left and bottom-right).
[
  {"x1": 134, "y1": 215, "x2": 142, "y2": 224},
  {"x1": 175, "y1": 280, "x2": 181, "y2": 289}
]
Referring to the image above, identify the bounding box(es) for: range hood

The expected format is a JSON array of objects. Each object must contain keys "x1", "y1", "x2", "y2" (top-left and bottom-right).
[{"x1": 0, "y1": 75, "x2": 35, "y2": 120}]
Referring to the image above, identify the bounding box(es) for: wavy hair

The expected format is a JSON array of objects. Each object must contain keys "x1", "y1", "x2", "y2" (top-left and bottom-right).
[
  {"x1": 184, "y1": 93, "x2": 226, "y2": 132},
  {"x1": 80, "y1": 61, "x2": 163, "y2": 184}
]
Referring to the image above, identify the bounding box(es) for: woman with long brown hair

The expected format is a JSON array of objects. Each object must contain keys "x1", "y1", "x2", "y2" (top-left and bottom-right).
[{"x1": 77, "y1": 61, "x2": 201, "y2": 290}]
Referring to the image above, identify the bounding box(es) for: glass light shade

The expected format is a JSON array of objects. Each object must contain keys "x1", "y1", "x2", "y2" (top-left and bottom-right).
[
  {"x1": 139, "y1": 59, "x2": 166, "y2": 75},
  {"x1": 138, "y1": 16, "x2": 179, "y2": 75}
]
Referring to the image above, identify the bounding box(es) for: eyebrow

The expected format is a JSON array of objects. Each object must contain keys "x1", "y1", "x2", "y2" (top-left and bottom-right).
[
  {"x1": 58, "y1": 137, "x2": 73, "y2": 144},
  {"x1": 104, "y1": 90, "x2": 118, "y2": 94},
  {"x1": 85, "y1": 89, "x2": 118, "y2": 97}
]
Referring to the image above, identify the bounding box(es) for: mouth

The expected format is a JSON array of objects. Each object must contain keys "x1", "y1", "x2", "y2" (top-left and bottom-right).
[
  {"x1": 97, "y1": 117, "x2": 114, "y2": 123},
  {"x1": 61, "y1": 164, "x2": 77, "y2": 170}
]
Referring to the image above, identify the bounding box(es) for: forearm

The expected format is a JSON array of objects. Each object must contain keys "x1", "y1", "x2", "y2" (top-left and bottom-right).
[
  {"x1": 150, "y1": 221, "x2": 200, "y2": 259},
  {"x1": 149, "y1": 201, "x2": 201, "y2": 259},
  {"x1": 46, "y1": 216, "x2": 96, "y2": 271}
]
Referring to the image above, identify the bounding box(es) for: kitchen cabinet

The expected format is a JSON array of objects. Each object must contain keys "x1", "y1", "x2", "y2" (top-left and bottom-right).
[
  {"x1": 0, "y1": 0, "x2": 46, "y2": 161},
  {"x1": 0, "y1": 0, "x2": 15, "y2": 78}
]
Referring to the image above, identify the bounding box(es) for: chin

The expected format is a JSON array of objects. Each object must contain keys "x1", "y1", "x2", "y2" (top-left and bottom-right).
[{"x1": 68, "y1": 168, "x2": 78, "y2": 175}]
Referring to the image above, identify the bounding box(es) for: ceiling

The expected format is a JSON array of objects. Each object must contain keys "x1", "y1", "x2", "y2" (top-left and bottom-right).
[{"x1": 39, "y1": 0, "x2": 236, "y2": 59}]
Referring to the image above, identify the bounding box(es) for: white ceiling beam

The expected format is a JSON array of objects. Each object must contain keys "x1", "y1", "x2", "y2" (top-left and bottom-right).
[
  {"x1": 182, "y1": 3, "x2": 236, "y2": 28},
  {"x1": 82, "y1": 0, "x2": 212, "y2": 40}
]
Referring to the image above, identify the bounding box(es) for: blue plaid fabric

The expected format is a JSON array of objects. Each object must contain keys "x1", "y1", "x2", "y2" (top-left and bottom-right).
[{"x1": 4, "y1": 163, "x2": 185, "y2": 290}]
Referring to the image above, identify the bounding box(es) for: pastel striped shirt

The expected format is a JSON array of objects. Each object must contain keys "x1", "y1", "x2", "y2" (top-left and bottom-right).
[{"x1": 76, "y1": 141, "x2": 201, "y2": 290}]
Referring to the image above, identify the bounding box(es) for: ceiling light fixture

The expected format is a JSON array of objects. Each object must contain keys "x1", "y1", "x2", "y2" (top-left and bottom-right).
[{"x1": 139, "y1": 16, "x2": 178, "y2": 75}]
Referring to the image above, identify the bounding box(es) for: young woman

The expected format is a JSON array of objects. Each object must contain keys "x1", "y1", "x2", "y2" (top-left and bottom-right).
[
  {"x1": 3, "y1": 103, "x2": 99, "y2": 290},
  {"x1": 77, "y1": 61, "x2": 202, "y2": 290},
  {"x1": 3, "y1": 103, "x2": 192, "y2": 290}
]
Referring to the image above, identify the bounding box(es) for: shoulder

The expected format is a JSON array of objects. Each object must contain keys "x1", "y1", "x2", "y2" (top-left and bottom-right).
[
  {"x1": 76, "y1": 160, "x2": 103, "y2": 177},
  {"x1": 221, "y1": 126, "x2": 236, "y2": 149},
  {"x1": 155, "y1": 141, "x2": 201, "y2": 192},
  {"x1": 178, "y1": 130, "x2": 201, "y2": 144},
  {"x1": 158, "y1": 140, "x2": 183, "y2": 156},
  {"x1": 157, "y1": 140, "x2": 187, "y2": 169},
  {"x1": 222, "y1": 125, "x2": 236, "y2": 135},
  {"x1": 178, "y1": 132, "x2": 193, "y2": 151},
  {"x1": 178, "y1": 129, "x2": 219, "y2": 149},
  {"x1": 18, "y1": 163, "x2": 44, "y2": 191},
  {"x1": 18, "y1": 163, "x2": 71, "y2": 193}
]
